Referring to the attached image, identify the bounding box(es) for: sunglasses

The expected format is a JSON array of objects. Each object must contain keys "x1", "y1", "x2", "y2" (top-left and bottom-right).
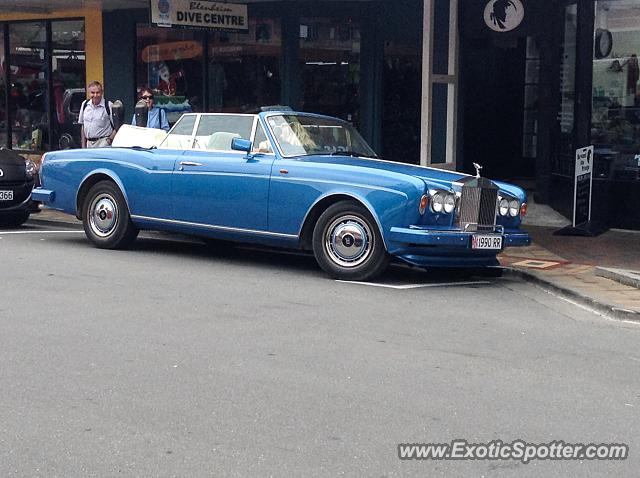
[{"x1": 141, "y1": 95, "x2": 154, "y2": 100}]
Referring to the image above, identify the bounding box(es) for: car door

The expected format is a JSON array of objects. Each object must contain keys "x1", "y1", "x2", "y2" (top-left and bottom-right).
[
  {"x1": 171, "y1": 114, "x2": 275, "y2": 231},
  {"x1": 127, "y1": 114, "x2": 196, "y2": 220}
]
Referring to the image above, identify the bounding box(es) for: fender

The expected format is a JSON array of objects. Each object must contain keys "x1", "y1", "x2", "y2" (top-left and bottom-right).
[
  {"x1": 76, "y1": 168, "x2": 131, "y2": 216},
  {"x1": 300, "y1": 191, "x2": 389, "y2": 250}
]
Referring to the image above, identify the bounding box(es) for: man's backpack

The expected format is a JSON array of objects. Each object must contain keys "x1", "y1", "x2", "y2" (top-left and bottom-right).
[{"x1": 80, "y1": 99, "x2": 115, "y2": 130}]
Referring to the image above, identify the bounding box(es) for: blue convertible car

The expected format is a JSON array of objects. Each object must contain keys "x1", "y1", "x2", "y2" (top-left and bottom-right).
[{"x1": 33, "y1": 110, "x2": 530, "y2": 280}]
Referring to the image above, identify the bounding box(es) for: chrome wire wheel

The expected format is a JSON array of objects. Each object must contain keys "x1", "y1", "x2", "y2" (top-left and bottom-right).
[
  {"x1": 88, "y1": 193, "x2": 119, "y2": 238},
  {"x1": 324, "y1": 214, "x2": 373, "y2": 268}
]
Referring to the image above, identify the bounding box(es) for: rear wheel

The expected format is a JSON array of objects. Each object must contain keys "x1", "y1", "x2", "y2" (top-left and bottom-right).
[
  {"x1": 312, "y1": 201, "x2": 389, "y2": 280},
  {"x1": 82, "y1": 181, "x2": 138, "y2": 249}
]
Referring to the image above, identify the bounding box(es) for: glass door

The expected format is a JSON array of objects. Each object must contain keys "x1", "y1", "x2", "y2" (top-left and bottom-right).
[
  {"x1": 9, "y1": 22, "x2": 47, "y2": 151},
  {"x1": 0, "y1": 26, "x2": 6, "y2": 148},
  {"x1": 51, "y1": 20, "x2": 86, "y2": 149},
  {"x1": 299, "y1": 18, "x2": 361, "y2": 127}
]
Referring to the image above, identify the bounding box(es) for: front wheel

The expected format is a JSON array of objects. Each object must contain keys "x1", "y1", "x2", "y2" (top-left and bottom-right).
[
  {"x1": 312, "y1": 201, "x2": 389, "y2": 280},
  {"x1": 82, "y1": 181, "x2": 138, "y2": 249}
]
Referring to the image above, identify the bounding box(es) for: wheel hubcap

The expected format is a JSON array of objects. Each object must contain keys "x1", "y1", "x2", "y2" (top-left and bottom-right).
[
  {"x1": 325, "y1": 215, "x2": 372, "y2": 268},
  {"x1": 89, "y1": 194, "x2": 118, "y2": 237}
]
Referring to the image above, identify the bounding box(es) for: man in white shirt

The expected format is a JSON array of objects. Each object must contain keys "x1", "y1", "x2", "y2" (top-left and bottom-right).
[{"x1": 79, "y1": 81, "x2": 115, "y2": 148}]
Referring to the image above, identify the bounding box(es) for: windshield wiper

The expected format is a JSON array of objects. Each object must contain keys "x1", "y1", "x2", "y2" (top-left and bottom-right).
[{"x1": 330, "y1": 150, "x2": 376, "y2": 158}]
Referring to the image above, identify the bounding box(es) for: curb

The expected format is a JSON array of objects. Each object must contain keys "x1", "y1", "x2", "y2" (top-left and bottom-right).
[
  {"x1": 504, "y1": 268, "x2": 640, "y2": 323},
  {"x1": 595, "y1": 267, "x2": 640, "y2": 290},
  {"x1": 28, "y1": 216, "x2": 82, "y2": 229}
]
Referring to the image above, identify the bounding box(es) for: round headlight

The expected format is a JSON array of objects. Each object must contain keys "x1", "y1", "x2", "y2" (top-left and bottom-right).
[
  {"x1": 25, "y1": 159, "x2": 37, "y2": 179},
  {"x1": 431, "y1": 193, "x2": 444, "y2": 213},
  {"x1": 443, "y1": 194, "x2": 456, "y2": 214},
  {"x1": 498, "y1": 198, "x2": 509, "y2": 216},
  {"x1": 508, "y1": 199, "x2": 520, "y2": 217}
]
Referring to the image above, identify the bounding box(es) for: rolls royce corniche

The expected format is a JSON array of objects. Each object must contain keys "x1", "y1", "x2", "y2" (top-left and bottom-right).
[
  {"x1": 0, "y1": 148, "x2": 39, "y2": 227},
  {"x1": 32, "y1": 110, "x2": 530, "y2": 280}
]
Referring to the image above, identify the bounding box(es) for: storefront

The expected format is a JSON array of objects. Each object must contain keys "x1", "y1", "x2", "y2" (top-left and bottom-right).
[
  {"x1": 6, "y1": 1, "x2": 637, "y2": 228},
  {"x1": 100, "y1": 1, "x2": 426, "y2": 163},
  {"x1": 549, "y1": 0, "x2": 640, "y2": 229},
  {"x1": 0, "y1": 10, "x2": 103, "y2": 152},
  {"x1": 0, "y1": 1, "x2": 440, "y2": 171},
  {"x1": 459, "y1": 0, "x2": 640, "y2": 229}
]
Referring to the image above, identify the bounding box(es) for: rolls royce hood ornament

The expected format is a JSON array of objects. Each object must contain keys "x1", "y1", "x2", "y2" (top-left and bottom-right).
[{"x1": 473, "y1": 162, "x2": 483, "y2": 178}]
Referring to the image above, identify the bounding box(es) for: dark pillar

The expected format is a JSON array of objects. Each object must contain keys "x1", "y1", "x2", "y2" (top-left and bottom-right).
[
  {"x1": 534, "y1": 6, "x2": 562, "y2": 204},
  {"x1": 359, "y1": 7, "x2": 384, "y2": 151},
  {"x1": 280, "y1": 2, "x2": 300, "y2": 109},
  {"x1": 574, "y1": 0, "x2": 594, "y2": 148}
]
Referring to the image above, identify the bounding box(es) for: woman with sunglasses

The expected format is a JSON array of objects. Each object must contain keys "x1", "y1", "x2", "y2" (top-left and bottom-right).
[{"x1": 131, "y1": 87, "x2": 170, "y2": 131}]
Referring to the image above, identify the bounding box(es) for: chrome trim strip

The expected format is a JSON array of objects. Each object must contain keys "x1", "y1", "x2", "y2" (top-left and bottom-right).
[
  {"x1": 130, "y1": 215, "x2": 299, "y2": 239},
  {"x1": 407, "y1": 224, "x2": 505, "y2": 235}
]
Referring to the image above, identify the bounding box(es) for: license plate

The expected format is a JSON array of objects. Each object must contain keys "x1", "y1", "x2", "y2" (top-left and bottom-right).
[
  {"x1": 472, "y1": 234, "x2": 503, "y2": 250},
  {"x1": 0, "y1": 190, "x2": 13, "y2": 201}
]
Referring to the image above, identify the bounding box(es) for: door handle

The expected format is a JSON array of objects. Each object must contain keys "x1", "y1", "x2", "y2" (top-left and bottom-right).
[{"x1": 178, "y1": 161, "x2": 203, "y2": 171}]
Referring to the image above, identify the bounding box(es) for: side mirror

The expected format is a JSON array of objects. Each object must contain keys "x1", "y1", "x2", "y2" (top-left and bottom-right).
[{"x1": 231, "y1": 137, "x2": 252, "y2": 153}]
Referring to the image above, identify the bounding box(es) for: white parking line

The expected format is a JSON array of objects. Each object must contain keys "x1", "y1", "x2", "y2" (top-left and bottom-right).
[
  {"x1": 0, "y1": 230, "x2": 84, "y2": 235},
  {"x1": 336, "y1": 280, "x2": 492, "y2": 289}
]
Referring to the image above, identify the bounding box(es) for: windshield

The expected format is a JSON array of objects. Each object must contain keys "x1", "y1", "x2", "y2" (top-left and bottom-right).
[{"x1": 266, "y1": 114, "x2": 377, "y2": 158}]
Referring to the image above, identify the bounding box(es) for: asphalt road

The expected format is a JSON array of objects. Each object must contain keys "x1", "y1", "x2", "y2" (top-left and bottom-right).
[{"x1": 1, "y1": 221, "x2": 639, "y2": 477}]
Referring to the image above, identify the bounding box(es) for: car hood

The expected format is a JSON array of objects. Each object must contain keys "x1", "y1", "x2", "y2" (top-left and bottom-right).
[
  {"x1": 0, "y1": 149, "x2": 28, "y2": 181},
  {"x1": 298, "y1": 155, "x2": 526, "y2": 200}
]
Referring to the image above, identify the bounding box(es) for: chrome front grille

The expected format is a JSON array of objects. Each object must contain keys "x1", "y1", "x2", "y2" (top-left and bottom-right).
[{"x1": 458, "y1": 178, "x2": 498, "y2": 231}]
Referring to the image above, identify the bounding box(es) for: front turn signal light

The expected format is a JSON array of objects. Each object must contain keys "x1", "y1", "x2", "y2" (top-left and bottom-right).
[
  {"x1": 419, "y1": 194, "x2": 429, "y2": 215},
  {"x1": 520, "y1": 202, "x2": 527, "y2": 216}
]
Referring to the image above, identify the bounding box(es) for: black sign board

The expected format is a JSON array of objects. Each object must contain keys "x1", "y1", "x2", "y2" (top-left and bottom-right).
[
  {"x1": 554, "y1": 146, "x2": 607, "y2": 237},
  {"x1": 461, "y1": 0, "x2": 543, "y2": 39},
  {"x1": 573, "y1": 146, "x2": 593, "y2": 227}
]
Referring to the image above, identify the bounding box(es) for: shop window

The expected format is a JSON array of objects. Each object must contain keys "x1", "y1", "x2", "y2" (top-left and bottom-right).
[
  {"x1": 382, "y1": 40, "x2": 421, "y2": 163},
  {"x1": 299, "y1": 18, "x2": 361, "y2": 126},
  {"x1": 52, "y1": 20, "x2": 86, "y2": 150},
  {"x1": 9, "y1": 22, "x2": 47, "y2": 151},
  {"x1": 0, "y1": 29, "x2": 6, "y2": 149},
  {"x1": 591, "y1": 1, "x2": 640, "y2": 181},
  {"x1": 554, "y1": 4, "x2": 577, "y2": 176},
  {"x1": 208, "y1": 18, "x2": 281, "y2": 112},
  {"x1": 136, "y1": 26, "x2": 204, "y2": 125},
  {"x1": 522, "y1": 37, "x2": 539, "y2": 159}
]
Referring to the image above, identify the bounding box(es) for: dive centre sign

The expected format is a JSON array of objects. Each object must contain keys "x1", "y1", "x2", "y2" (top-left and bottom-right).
[{"x1": 151, "y1": 0, "x2": 248, "y2": 31}]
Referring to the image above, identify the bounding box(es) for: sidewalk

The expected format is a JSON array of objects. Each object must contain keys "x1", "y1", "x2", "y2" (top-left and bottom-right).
[
  {"x1": 499, "y1": 196, "x2": 640, "y2": 321},
  {"x1": 29, "y1": 206, "x2": 640, "y2": 321}
]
